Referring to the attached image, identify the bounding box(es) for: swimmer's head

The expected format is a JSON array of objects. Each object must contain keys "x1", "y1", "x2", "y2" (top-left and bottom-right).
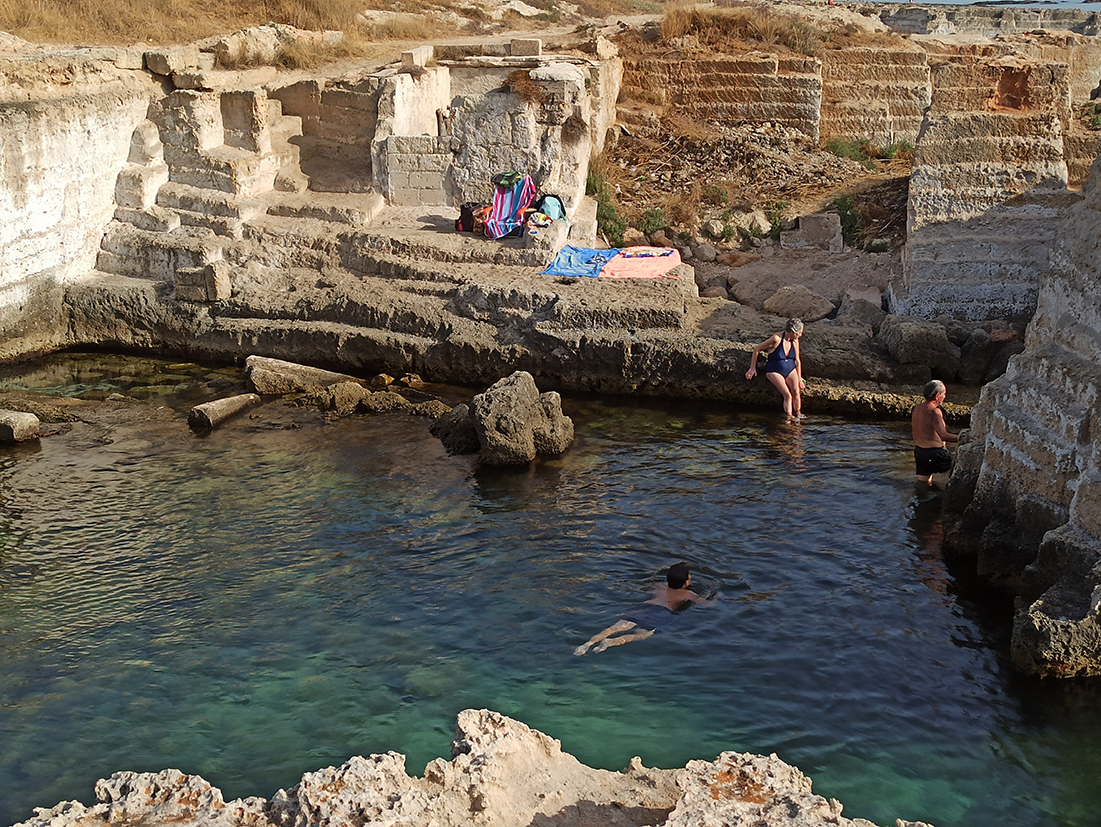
[
  {"x1": 923, "y1": 379, "x2": 946, "y2": 401},
  {"x1": 785, "y1": 318, "x2": 804, "y2": 337},
  {"x1": 667, "y1": 562, "x2": 691, "y2": 589}
]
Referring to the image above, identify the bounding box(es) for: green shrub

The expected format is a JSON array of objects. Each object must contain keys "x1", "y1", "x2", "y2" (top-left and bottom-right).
[
  {"x1": 587, "y1": 168, "x2": 626, "y2": 247},
  {"x1": 702, "y1": 183, "x2": 728, "y2": 206},
  {"x1": 1082, "y1": 102, "x2": 1101, "y2": 130},
  {"x1": 832, "y1": 195, "x2": 862, "y2": 248},
  {"x1": 764, "y1": 200, "x2": 788, "y2": 240},
  {"x1": 636, "y1": 208, "x2": 668, "y2": 235}
]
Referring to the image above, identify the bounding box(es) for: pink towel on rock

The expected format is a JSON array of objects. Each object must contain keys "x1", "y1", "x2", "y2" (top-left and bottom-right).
[{"x1": 598, "y1": 246, "x2": 682, "y2": 279}]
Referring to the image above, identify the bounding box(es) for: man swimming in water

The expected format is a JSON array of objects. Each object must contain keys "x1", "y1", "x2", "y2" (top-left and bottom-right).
[
  {"x1": 573, "y1": 562, "x2": 715, "y2": 655},
  {"x1": 911, "y1": 379, "x2": 959, "y2": 484}
]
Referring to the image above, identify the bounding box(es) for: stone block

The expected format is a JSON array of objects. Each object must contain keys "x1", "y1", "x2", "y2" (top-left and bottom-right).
[
  {"x1": 145, "y1": 47, "x2": 200, "y2": 76},
  {"x1": 175, "y1": 261, "x2": 231, "y2": 301},
  {"x1": 510, "y1": 39, "x2": 542, "y2": 57},
  {"x1": 780, "y1": 213, "x2": 843, "y2": 253},
  {"x1": 115, "y1": 163, "x2": 169, "y2": 210},
  {"x1": 402, "y1": 46, "x2": 433, "y2": 69},
  {"x1": 173, "y1": 71, "x2": 215, "y2": 91},
  {"x1": 245, "y1": 355, "x2": 363, "y2": 395},
  {"x1": 115, "y1": 48, "x2": 145, "y2": 70},
  {"x1": 128, "y1": 120, "x2": 163, "y2": 164},
  {"x1": 114, "y1": 206, "x2": 181, "y2": 233},
  {"x1": 0, "y1": 410, "x2": 40, "y2": 442}
]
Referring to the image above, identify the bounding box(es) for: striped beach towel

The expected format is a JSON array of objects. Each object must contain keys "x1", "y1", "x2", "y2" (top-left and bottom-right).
[{"x1": 483, "y1": 174, "x2": 538, "y2": 240}]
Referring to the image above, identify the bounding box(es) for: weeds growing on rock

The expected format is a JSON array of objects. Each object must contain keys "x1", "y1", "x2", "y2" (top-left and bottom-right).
[
  {"x1": 660, "y1": 2, "x2": 822, "y2": 56},
  {"x1": 636, "y1": 208, "x2": 668, "y2": 235},
  {"x1": 832, "y1": 195, "x2": 862, "y2": 248},
  {"x1": 826, "y1": 137, "x2": 914, "y2": 167},
  {"x1": 507, "y1": 70, "x2": 548, "y2": 105},
  {"x1": 587, "y1": 155, "x2": 627, "y2": 247},
  {"x1": 1080, "y1": 102, "x2": 1101, "y2": 130}
]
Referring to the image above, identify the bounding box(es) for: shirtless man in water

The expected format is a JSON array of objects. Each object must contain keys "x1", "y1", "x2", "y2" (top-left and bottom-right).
[
  {"x1": 911, "y1": 379, "x2": 958, "y2": 484},
  {"x1": 574, "y1": 562, "x2": 715, "y2": 655}
]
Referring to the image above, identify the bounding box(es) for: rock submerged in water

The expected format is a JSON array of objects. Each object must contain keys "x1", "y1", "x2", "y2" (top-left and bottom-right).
[
  {"x1": 13, "y1": 709, "x2": 934, "y2": 827},
  {"x1": 431, "y1": 371, "x2": 575, "y2": 464}
]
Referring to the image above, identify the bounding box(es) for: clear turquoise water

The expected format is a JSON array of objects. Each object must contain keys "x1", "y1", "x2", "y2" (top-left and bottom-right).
[{"x1": 1, "y1": 353, "x2": 1100, "y2": 827}]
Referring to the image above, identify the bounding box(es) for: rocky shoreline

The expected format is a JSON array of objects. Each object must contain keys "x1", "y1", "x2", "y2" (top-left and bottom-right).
[{"x1": 13, "y1": 709, "x2": 932, "y2": 827}]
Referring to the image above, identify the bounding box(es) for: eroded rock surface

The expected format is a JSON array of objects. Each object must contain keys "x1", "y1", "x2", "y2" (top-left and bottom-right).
[{"x1": 14, "y1": 709, "x2": 931, "y2": 827}]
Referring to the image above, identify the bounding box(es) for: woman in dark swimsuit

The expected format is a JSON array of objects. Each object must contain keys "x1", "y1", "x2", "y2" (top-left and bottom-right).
[{"x1": 745, "y1": 318, "x2": 805, "y2": 421}]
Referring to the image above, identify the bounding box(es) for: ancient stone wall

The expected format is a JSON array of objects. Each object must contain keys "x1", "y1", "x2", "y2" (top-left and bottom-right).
[
  {"x1": 447, "y1": 60, "x2": 597, "y2": 208},
  {"x1": 819, "y1": 46, "x2": 930, "y2": 146},
  {"x1": 623, "y1": 53, "x2": 822, "y2": 141},
  {"x1": 893, "y1": 52, "x2": 1085, "y2": 322},
  {"x1": 0, "y1": 58, "x2": 153, "y2": 360},
  {"x1": 381, "y1": 135, "x2": 455, "y2": 206},
  {"x1": 880, "y1": 5, "x2": 1101, "y2": 37},
  {"x1": 943, "y1": 152, "x2": 1101, "y2": 677}
]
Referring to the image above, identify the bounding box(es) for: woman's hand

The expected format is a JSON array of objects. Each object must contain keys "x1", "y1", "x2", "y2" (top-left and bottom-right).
[{"x1": 745, "y1": 366, "x2": 757, "y2": 380}]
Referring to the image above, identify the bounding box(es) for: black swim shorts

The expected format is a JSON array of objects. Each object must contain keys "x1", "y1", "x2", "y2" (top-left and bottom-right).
[{"x1": 914, "y1": 445, "x2": 952, "y2": 476}]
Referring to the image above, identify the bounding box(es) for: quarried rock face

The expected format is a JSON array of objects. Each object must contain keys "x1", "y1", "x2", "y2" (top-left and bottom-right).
[
  {"x1": 943, "y1": 150, "x2": 1101, "y2": 677},
  {"x1": 13, "y1": 709, "x2": 927, "y2": 827},
  {"x1": 897, "y1": 109, "x2": 1077, "y2": 322}
]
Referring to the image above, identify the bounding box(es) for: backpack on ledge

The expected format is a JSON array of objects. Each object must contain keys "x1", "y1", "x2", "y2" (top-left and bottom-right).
[{"x1": 456, "y1": 202, "x2": 489, "y2": 233}]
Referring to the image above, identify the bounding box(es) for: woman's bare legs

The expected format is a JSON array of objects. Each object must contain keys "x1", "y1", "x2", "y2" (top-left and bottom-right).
[
  {"x1": 785, "y1": 371, "x2": 802, "y2": 418},
  {"x1": 766, "y1": 372, "x2": 794, "y2": 418}
]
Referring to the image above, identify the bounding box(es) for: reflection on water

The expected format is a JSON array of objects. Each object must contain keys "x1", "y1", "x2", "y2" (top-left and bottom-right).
[{"x1": 1, "y1": 353, "x2": 1100, "y2": 827}]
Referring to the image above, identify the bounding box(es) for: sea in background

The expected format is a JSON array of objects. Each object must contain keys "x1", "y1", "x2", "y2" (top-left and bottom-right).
[
  {"x1": 1, "y1": 352, "x2": 1100, "y2": 827},
  {"x1": 864, "y1": 0, "x2": 1101, "y2": 12}
]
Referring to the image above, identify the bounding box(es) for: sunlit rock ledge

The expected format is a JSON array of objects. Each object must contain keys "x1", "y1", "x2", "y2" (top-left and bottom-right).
[{"x1": 16, "y1": 709, "x2": 931, "y2": 827}]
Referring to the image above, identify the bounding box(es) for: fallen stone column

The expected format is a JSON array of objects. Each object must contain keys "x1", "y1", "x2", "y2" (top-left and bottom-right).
[{"x1": 187, "y1": 393, "x2": 260, "y2": 429}]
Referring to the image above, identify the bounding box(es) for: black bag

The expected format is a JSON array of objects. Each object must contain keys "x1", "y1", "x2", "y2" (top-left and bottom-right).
[{"x1": 456, "y1": 202, "x2": 483, "y2": 232}]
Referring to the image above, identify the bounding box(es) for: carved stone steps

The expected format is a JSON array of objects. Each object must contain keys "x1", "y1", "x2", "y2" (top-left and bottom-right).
[{"x1": 95, "y1": 222, "x2": 225, "y2": 282}]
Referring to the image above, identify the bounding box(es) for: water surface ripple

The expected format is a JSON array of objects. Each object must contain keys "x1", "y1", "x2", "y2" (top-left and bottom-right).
[{"x1": 1, "y1": 356, "x2": 1099, "y2": 827}]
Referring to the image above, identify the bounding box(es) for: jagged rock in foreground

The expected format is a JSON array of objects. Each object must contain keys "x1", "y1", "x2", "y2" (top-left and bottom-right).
[
  {"x1": 14, "y1": 709, "x2": 932, "y2": 827},
  {"x1": 432, "y1": 371, "x2": 575, "y2": 464}
]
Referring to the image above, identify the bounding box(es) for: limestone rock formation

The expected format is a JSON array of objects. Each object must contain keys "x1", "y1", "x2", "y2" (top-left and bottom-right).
[
  {"x1": 942, "y1": 147, "x2": 1101, "y2": 677},
  {"x1": 876, "y1": 315, "x2": 961, "y2": 382},
  {"x1": 431, "y1": 371, "x2": 574, "y2": 464},
  {"x1": 471, "y1": 371, "x2": 574, "y2": 464},
  {"x1": 0, "y1": 409, "x2": 41, "y2": 442},
  {"x1": 13, "y1": 709, "x2": 930, "y2": 827}
]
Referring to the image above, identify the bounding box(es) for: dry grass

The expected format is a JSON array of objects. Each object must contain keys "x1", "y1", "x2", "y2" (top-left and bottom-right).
[
  {"x1": 659, "y1": 2, "x2": 822, "y2": 56},
  {"x1": 507, "y1": 69, "x2": 548, "y2": 105},
  {"x1": 659, "y1": 111, "x2": 714, "y2": 142},
  {"x1": 0, "y1": 0, "x2": 443, "y2": 45}
]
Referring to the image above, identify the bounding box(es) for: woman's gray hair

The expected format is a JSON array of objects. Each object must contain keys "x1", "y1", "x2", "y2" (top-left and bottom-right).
[{"x1": 785, "y1": 318, "x2": 804, "y2": 335}]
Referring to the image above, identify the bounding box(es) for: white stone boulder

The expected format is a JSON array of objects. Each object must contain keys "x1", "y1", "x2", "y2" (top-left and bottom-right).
[{"x1": 0, "y1": 410, "x2": 40, "y2": 442}]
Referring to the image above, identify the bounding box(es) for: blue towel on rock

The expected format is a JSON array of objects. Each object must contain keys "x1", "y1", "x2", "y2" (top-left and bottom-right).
[{"x1": 541, "y1": 246, "x2": 622, "y2": 278}]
